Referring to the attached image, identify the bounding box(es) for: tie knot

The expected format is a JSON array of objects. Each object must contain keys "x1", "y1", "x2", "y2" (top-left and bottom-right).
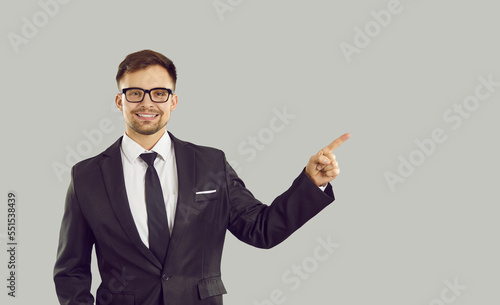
[{"x1": 140, "y1": 152, "x2": 158, "y2": 166}]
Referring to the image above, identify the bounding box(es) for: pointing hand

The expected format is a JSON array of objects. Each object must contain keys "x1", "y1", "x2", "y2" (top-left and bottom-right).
[{"x1": 305, "y1": 133, "x2": 351, "y2": 186}]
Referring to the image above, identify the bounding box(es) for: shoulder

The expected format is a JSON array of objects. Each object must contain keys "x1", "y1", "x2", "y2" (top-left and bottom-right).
[
  {"x1": 168, "y1": 132, "x2": 226, "y2": 163},
  {"x1": 72, "y1": 137, "x2": 122, "y2": 173}
]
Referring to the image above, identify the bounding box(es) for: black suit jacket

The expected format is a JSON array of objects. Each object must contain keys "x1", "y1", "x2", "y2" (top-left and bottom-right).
[{"x1": 54, "y1": 132, "x2": 335, "y2": 305}]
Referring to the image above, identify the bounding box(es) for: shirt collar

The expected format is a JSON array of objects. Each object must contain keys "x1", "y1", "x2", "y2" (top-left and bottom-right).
[{"x1": 121, "y1": 131, "x2": 172, "y2": 164}]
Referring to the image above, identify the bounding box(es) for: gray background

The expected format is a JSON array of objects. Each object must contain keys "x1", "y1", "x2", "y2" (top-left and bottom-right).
[{"x1": 1, "y1": 0, "x2": 499, "y2": 304}]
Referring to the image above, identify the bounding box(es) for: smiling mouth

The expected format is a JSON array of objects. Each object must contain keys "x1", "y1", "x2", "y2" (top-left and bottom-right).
[{"x1": 136, "y1": 113, "x2": 159, "y2": 118}]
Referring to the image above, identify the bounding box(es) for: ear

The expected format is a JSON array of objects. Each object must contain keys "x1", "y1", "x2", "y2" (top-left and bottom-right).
[
  {"x1": 170, "y1": 94, "x2": 178, "y2": 112},
  {"x1": 115, "y1": 93, "x2": 123, "y2": 111}
]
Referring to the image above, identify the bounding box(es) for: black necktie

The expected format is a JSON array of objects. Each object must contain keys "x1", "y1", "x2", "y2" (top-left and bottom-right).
[{"x1": 140, "y1": 152, "x2": 169, "y2": 263}]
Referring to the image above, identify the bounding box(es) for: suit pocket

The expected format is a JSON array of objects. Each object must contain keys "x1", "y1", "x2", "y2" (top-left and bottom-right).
[
  {"x1": 194, "y1": 190, "x2": 218, "y2": 202},
  {"x1": 197, "y1": 276, "x2": 227, "y2": 299},
  {"x1": 96, "y1": 291, "x2": 134, "y2": 305}
]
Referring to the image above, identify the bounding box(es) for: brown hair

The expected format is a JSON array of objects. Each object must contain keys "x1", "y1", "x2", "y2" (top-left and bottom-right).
[{"x1": 116, "y1": 49, "x2": 177, "y2": 90}]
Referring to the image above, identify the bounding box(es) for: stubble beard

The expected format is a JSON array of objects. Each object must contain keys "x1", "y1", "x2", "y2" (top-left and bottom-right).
[{"x1": 127, "y1": 110, "x2": 168, "y2": 136}]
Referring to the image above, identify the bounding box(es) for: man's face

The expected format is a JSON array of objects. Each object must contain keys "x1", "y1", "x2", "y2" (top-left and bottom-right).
[{"x1": 115, "y1": 65, "x2": 178, "y2": 138}]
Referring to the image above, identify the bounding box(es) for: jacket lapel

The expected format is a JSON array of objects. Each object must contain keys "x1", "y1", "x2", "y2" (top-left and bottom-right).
[
  {"x1": 165, "y1": 131, "x2": 196, "y2": 265},
  {"x1": 99, "y1": 137, "x2": 162, "y2": 269}
]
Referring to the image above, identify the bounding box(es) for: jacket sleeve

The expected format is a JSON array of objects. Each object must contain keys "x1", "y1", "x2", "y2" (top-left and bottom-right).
[
  {"x1": 225, "y1": 158, "x2": 335, "y2": 249},
  {"x1": 53, "y1": 166, "x2": 96, "y2": 305}
]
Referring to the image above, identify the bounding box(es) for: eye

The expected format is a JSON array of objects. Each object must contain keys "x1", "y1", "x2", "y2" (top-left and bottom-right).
[
  {"x1": 154, "y1": 90, "x2": 167, "y2": 97},
  {"x1": 127, "y1": 89, "x2": 142, "y2": 96}
]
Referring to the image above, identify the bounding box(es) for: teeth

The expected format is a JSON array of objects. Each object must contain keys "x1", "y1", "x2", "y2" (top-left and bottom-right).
[{"x1": 137, "y1": 114, "x2": 157, "y2": 118}]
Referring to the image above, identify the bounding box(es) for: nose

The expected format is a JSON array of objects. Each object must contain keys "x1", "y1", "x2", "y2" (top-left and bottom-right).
[{"x1": 141, "y1": 91, "x2": 156, "y2": 106}]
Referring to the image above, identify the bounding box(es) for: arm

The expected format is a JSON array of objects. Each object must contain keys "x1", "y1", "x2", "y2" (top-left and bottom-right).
[
  {"x1": 226, "y1": 133, "x2": 350, "y2": 249},
  {"x1": 226, "y1": 162, "x2": 334, "y2": 249},
  {"x1": 54, "y1": 167, "x2": 96, "y2": 305}
]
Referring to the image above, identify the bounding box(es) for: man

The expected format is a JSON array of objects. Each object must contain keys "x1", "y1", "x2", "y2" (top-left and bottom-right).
[{"x1": 53, "y1": 49, "x2": 350, "y2": 305}]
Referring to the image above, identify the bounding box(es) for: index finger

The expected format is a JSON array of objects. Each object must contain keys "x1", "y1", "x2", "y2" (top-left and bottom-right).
[{"x1": 324, "y1": 133, "x2": 351, "y2": 152}]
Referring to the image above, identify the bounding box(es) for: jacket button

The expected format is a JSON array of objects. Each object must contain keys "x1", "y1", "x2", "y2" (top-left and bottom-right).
[{"x1": 162, "y1": 274, "x2": 169, "y2": 281}]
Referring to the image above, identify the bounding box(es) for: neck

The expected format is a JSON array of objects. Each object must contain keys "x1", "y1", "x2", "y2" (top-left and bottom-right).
[{"x1": 126, "y1": 129, "x2": 166, "y2": 150}]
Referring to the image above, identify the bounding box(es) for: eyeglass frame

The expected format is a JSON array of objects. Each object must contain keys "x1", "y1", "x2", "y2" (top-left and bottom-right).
[{"x1": 121, "y1": 87, "x2": 174, "y2": 103}]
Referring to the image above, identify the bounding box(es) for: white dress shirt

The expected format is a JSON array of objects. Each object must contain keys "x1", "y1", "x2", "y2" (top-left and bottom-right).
[{"x1": 120, "y1": 132, "x2": 178, "y2": 248}]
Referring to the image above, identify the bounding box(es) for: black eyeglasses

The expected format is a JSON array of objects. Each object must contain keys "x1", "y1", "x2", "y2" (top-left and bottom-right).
[{"x1": 122, "y1": 87, "x2": 173, "y2": 103}]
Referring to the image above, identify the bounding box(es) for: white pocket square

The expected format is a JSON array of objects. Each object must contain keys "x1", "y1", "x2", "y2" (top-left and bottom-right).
[{"x1": 195, "y1": 190, "x2": 217, "y2": 195}]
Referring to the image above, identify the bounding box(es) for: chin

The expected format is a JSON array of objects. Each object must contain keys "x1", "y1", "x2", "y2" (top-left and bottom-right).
[
  {"x1": 132, "y1": 123, "x2": 168, "y2": 136},
  {"x1": 137, "y1": 126, "x2": 162, "y2": 135}
]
